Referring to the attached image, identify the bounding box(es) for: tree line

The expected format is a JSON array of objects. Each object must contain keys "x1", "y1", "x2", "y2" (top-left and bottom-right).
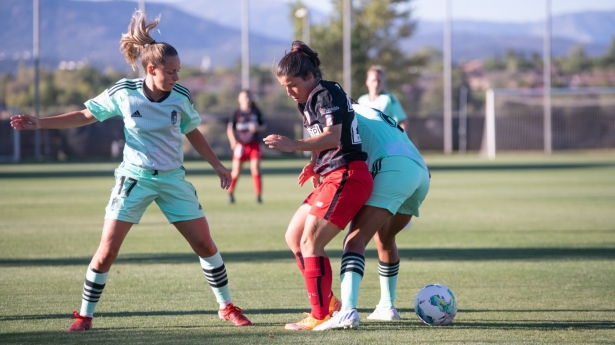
[{"x1": 1, "y1": 0, "x2": 614, "y2": 119}]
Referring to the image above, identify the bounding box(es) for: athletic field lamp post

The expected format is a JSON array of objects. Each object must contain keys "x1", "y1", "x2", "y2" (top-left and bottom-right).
[{"x1": 294, "y1": 8, "x2": 310, "y2": 45}]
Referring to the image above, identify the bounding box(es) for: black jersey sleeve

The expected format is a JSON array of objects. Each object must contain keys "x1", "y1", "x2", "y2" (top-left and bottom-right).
[
  {"x1": 312, "y1": 83, "x2": 352, "y2": 128},
  {"x1": 255, "y1": 107, "x2": 265, "y2": 126},
  {"x1": 229, "y1": 109, "x2": 238, "y2": 129}
]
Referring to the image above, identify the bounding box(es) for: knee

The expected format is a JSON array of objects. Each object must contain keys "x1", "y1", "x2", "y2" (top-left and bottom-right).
[
  {"x1": 375, "y1": 234, "x2": 396, "y2": 251},
  {"x1": 344, "y1": 234, "x2": 371, "y2": 253},
  {"x1": 93, "y1": 246, "x2": 120, "y2": 268},
  {"x1": 193, "y1": 240, "x2": 218, "y2": 257},
  {"x1": 299, "y1": 238, "x2": 315, "y2": 255},
  {"x1": 285, "y1": 233, "x2": 299, "y2": 251}
]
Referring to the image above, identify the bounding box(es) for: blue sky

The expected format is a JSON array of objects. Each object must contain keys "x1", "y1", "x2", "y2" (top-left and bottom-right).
[
  {"x1": 305, "y1": 0, "x2": 615, "y2": 22},
  {"x1": 144, "y1": 0, "x2": 615, "y2": 22},
  {"x1": 409, "y1": 0, "x2": 615, "y2": 22}
]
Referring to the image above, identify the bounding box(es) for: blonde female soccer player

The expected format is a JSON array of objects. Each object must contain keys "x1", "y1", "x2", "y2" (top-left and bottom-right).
[
  {"x1": 10, "y1": 10, "x2": 252, "y2": 331},
  {"x1": 264, "y1": 40, "x2": 373, "y2": 331}
]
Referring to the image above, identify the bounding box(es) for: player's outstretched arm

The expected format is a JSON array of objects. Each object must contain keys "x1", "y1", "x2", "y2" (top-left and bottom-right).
[
  {"x1": 264, "y1": 124, "x2": 341, "y2": 153},
  {"x1": 186, "y1": 128, "x2": 232, "y2": 189},
  {"x1": 10, "y1": 110, "x2": 98, "y2": 131}
]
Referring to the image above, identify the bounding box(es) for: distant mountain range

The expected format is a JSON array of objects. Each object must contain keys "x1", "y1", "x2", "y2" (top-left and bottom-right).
[
  {"x1": 409, "y1": 11, "x2": 615, "y2": 60},
  {"x1": 1, "y1": 0, "x2": 614, "y2": 74},
  {"x1": 0, "y1": 0, "x2": 288, "y2": 73}
]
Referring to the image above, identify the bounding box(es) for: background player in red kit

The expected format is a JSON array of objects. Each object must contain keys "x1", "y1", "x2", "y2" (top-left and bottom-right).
[
  {"x1": 264, "y1": 40, "x2": 373, "y2": 331},
  {"x1": 226, "y1": 90, "x2": 266, "y2": 204}
]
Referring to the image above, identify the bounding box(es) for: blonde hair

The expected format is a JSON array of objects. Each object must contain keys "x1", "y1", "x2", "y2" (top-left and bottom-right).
[
  {"x1": 367, "y1": 65, "x2": 386, "y2": 78},
  {"x1": 119, "y1": 10, "x2": 177, "y2": 71}
]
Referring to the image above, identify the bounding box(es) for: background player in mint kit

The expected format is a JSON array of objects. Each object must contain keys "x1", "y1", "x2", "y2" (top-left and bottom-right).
[
  {"x1": 10, "y1": 10, "x2": 252, "y2": 331},
  {"x1": 264, "y1": 41, "x2": 373, "y2": 331},
  {"x1": 314, "y1": 103, "x2": 430, "y2": 331},
  {"x1": 226, "y1": 89, "x2": 266, "y2": 204},
  {"x1": 357, "y1": 65, "x2": 409, "y2": 131}
]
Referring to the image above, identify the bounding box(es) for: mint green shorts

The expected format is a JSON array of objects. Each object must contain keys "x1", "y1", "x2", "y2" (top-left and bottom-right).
[
  {"x1": 105, "y1": 163, "x2": 205, "y2": 224},
  {"x1": 365, "y1": 156, "x2": 430, "y2": 216}
]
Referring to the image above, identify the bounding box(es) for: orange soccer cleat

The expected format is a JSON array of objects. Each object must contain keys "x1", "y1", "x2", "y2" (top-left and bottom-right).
[
  {"x1": 329, "y1": 294, "x2": 342, "y2": 316},
  {"x1": 285, "y1": 313, "x2": 330, "y2": 331}
]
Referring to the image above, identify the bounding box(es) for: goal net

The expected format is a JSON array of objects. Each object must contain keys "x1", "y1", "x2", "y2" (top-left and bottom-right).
[{"x1": 481, "y1": 88, "x2": 615, "y2": 158}]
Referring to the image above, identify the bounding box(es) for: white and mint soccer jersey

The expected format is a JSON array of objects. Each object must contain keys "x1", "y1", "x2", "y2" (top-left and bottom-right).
[
  {"x1": 352, "y1": 104, "x2": 426, "y2": 172},
  {"x1": 357, "y1": 92, "x2": 407, "y2": 124},
  {"x1": 353, "y1": 104, "x2": 429, "y2": 216},
  {"x1": 84, "y1": 78, "x2": 201, "y2": 171}
]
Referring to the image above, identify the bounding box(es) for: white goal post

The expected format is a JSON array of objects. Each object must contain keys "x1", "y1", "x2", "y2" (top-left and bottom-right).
[
  {"x1": 481, "y1": 87, "x2": 615, "y2": 159},
  {"x1": 0, "y1": 107, "x2": 20, "y2": 163}
]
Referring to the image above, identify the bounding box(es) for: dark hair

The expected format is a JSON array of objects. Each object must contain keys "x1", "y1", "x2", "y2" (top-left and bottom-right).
[
  {"x1": 276, "y1": 40, "x2": 322, "y2": 80},
  {"x1": 239, "y1": 89, "x2": 260, "y2": 113}
]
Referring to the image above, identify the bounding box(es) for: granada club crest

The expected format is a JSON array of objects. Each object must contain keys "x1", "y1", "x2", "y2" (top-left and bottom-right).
[{"x1": 171, "y1": 110, "x2": 177, "y2": 124}]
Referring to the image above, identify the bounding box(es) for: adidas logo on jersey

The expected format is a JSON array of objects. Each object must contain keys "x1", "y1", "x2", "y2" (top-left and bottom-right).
[
  {"x1": 131, "y1": 110, "x2": 142, "y2": 118},
  {"x1": 315, "y1": 201, "x2": 324, "y2": 207}
]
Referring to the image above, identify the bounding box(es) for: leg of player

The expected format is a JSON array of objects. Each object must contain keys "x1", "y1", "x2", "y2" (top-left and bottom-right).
[
  {"x1": 368, "y1": 213, "x2": 413, "y2": 321},
  {"x1": 68, "y1": 219, "x2": 133, "y2": 332},
  {"x1": 314, "y1": 205, "x2": 392, "y2": 331},
  {"x1": 249, "y1": 157, "x2": 262, "y2": 204},
  {"x1": 285, "y1": 205, "x2": 341, "y2": 325},
  {"x1": 175, "y1": 217, "x2": 252, "y2": 326},
  {"x1": 285, "y1": 204, "x2": 309, "y2": 264},
  {"x1": 285, "y1": 215, "x2": 340, "y2": 331},
  {"x1": 228, "y1": 158, "x2": 243, "y2": 204}
]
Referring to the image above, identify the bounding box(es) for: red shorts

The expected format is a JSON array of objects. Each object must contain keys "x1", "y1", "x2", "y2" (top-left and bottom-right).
[
  {"x1": 233, "y1": 142, "x2": 263, "y2": 162},
  {"x1": 304, "y1": 161, "x2": 373, "y2": 229}
]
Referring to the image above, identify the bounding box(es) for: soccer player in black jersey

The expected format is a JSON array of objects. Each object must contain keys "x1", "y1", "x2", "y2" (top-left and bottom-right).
[
  {"x1": 227, "y1": 90, "x2": 266, "y2": 204},
  {"x1": 264, "y1": 41, "x2": 373, "y2": 330}
]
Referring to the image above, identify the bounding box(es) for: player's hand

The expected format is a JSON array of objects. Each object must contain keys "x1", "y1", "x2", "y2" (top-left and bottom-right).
[
  {"x1": 10, "y1": 114, "x2": 39, "y2": 131},
  {"x1": 298, "y1": 162, "x2": 319, "y2": 187},
  {"x1": 263, "y1": 134, "x2": 296, "y2": 152},
  {"x1": 311, "y1": 175, "x2": 321, "y2": 188},
  {"x1": 214, "y1": 164, "x2": 232, "y2": 189}
]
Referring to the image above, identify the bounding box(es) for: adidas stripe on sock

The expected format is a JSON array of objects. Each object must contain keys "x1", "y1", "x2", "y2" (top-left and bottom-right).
[
  {"x1": 377, "y1": 260, "x2": 400, "y2": 308},
  {"x1": 80, "y1": 267, "x2": 108, "y2": 317},
  {"x1": 340, "y1": 252, "x2": 365, "y2": 311},
  {"x1": 200, "y1": 252, "x2": 232, "y2": 308}
]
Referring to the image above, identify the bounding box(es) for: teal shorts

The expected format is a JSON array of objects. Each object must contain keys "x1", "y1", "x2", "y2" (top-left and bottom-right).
[
  {"x1": 105, "y1": 163, "x2": 205, "y2": 224},
  {"x1": 365, "y1": 156, "x2": 430, "y2": 216}
]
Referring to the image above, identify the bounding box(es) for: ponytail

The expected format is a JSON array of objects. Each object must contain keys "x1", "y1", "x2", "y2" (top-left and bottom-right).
[
  {"x1": 119, "y1": 10, "x2": 177, "y2": 71},
  {"x1": 276, "y1": 40, "x2": 322, "y2": 80}
]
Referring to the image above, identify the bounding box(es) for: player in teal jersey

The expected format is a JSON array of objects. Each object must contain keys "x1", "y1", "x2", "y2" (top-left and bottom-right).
[
  {"x1": 10, "y1": 10, "x2": 252, "y2": 331},
  {"x1": 357, "y1": 66, "x2": 409, "y2": 131},
  {"x1": 314, "y1": 104, "x2": 430, "y2": 331}
]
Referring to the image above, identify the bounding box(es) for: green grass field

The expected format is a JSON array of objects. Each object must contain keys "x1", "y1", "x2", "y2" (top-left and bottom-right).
[{"x1": 1, "y1": 152, "x2": 614, "y2": 344}]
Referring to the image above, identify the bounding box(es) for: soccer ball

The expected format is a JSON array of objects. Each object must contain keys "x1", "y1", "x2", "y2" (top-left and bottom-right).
[{"x1": 414, "y1": 284, "x2": 458, "y2": 325}]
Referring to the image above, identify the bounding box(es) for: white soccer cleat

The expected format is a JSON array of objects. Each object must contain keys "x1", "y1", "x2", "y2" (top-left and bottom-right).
[
  {"x1": 366, "y1": 306, "x2": 401, "y2": 321},
  {"x1": 313, "y1": 309, "x2": 360, "y2": 331}
]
